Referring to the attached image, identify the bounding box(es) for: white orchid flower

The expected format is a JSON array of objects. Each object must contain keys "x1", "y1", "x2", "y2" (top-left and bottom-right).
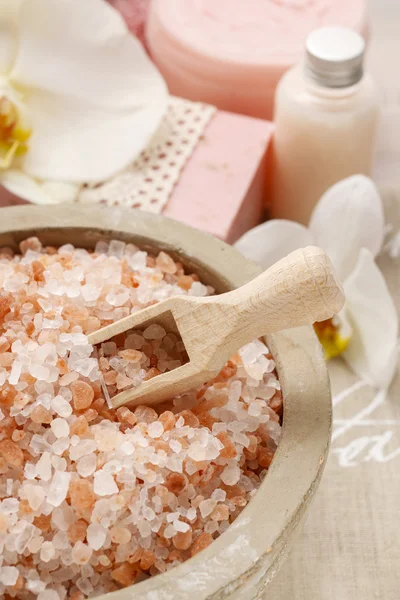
[
  {"x1": 235, "y1": 176, "x2": 399, "y2": 390},
  {"x1": 0, "y1": 0, "x2": 168, "y2": 204}
]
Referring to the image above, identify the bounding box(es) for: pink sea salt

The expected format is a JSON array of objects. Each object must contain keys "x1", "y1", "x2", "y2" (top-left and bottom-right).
[{"x1": 0, "y1": 239, "x2": 282, "y2": 598}]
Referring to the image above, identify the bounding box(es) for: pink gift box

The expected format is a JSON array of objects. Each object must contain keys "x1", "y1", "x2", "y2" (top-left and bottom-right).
[{"x1": 0, "y1": 110, "x2": 273, "y2": 244}]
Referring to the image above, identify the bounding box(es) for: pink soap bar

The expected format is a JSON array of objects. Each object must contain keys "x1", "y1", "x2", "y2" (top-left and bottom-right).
[
  {"x1": 147, "y1": 0, "x2": 368, "y2": 120},
  {"x1": 0, "y1": 111, "x2": 273, "y2": 244},
  {"x1": 164, "y1": 111, "x2": 273, "y2": 243}
]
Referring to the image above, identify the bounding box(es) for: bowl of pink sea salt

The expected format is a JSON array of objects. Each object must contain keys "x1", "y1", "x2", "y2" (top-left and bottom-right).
[{"x1": 0, "y1": 206, "x2": 331, "y2": 600}]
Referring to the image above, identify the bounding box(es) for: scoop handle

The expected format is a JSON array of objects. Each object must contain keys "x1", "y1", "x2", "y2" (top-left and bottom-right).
[{"x1": 224, "y1": 246, "x2": 345, "y2": 344}]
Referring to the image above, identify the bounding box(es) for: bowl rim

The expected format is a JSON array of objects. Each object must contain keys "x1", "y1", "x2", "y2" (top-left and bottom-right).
[{"x1": 0, "y1": 205, "x2": 332, "y2": 599}]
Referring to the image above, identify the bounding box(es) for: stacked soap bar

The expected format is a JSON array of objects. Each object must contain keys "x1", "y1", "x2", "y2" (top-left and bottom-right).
[
  {"x1": 0, "y1": 110, "x2": 273, "y2": 244},
  {"x1": 147, "y1": 0, "x2": 368, "y2": 120},
  {"x1": 164, "y1": 111, "x2": 273, "y2": 243}
]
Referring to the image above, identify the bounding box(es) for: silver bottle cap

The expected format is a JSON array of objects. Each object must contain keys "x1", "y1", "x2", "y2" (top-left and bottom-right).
[{"x1": 305, "y1": 27, "x2": 365, "y2": 88}]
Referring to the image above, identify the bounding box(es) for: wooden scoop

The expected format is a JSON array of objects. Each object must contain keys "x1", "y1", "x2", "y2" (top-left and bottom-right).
[{"x1": 88, "y1": 247, "x2": 345, "y2": 409}]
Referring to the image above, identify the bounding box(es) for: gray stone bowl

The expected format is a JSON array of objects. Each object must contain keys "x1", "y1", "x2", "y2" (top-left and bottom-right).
[{"x1": 0, "y1": 205, "x2": 331, "y2": 600}]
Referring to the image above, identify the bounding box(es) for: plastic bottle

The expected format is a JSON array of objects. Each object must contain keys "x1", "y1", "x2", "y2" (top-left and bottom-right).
[{"x1": 269, "y1": 27, "x2": 379, "y2": 224}]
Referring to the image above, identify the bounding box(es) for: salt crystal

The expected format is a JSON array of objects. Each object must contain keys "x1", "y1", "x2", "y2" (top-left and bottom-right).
[
  {"x1": 103, "y1": 459, "x2": 122, "y2": 474},
  {"x1": 110, "y1": 526, "x2": 131, "y2": 544},
  {"x1": 117, "y1": 441, "x2": 133, "y2": 456},
  {"x1": 166, "y1": 512, "x2": 180, "y2": 523},
  {"x1": 106, "y1": 286, "x2": 130, "y2": 307},
  {"x1": 116, "y1": 373, "x2": 132, "y2": 389},
  {"x1": 76, "y1": 577, "x2": 94, "y2": 595},
  {"x1": 0, "y1": 370, "x2": 7, "y2": 386},
  {"x1": 220, "y1": 463, "x2": 241, "y2": 486},
  {"x1": 186, "y1": 508, "x2": 197, "y2": 522},
  {"x1": 98, "y1": 555, "x2": 111, "y2": 567},
  {"x1": 266, "y1": 421, "x2": 282, "y2": 445},
  {"x1": 52, "y1": 505, "x2": 75, "y2": 531},
  {"x1": 204, "y1": 521, "x2": 219, "y2": 535},
  {"x1": 156, "y1": 251, "x2": 177, "y2": 274},
  {"x1": 40, "y1": 541, "x2": 56, "y2": 562},
  {"x1": 24, "y1": 462, "x2": 37, "y2": 479},
  {"x1": 163, "y1": 524, "x2": 177, "y2": 539},
  {"x1": 29, "y1": 363, "x2": 50, "y2": 381},
  {"x1": 59, "y1": 371, "x2": 79, "y2": 386},
  {"x1": 165, "y1": 455, "x2": 183, "y2": 474},
  {"x1": 175, "y1": 416, "x2": 184, "y2": 428},
  {"x1": 81, "y1": 283, "x2": 101, "y2": 302},
  {"x1": 2, "y1": 498, "x2": 19, "y2": 513},
  {"x1": 64, "y1": 265, "x2": 84, "y2": 282},
  {"x1": 93, "y1": 471, "x2": 119, "y2": 496},
  {"x1": 87, "y1": 523, "x2": 107, "y2": 551},
  {"x1": 102, "y1": 341, "x2": 117, "y2": 356},
  {"x1": 15, "y1": 523, "x2": 36, "y2": 553},
  {"x1": 72, "y1": 358, "x2": 99, "y2": 379},
  {"x1": 108, "y1": 240, "x2": 126, "y2": 258},
  {"x1": 58, "y1": 243, "x2": 74, "y2": 254},
  {"x1": 169, "y1": 439, "x2": 182, "y2": 453},
  {"x1": 142, "y1": 506, "x2": 156, "y2": 521},
  {"x1": 228, "y1": 380, "x2": 242, "y2": 403},
  {"x1": 143, "y1": 324, "x2": 166, "y2": 340},
  {"x1": 95, "y1": 240, "x2": 108, "y2": 254},
  {"x1": 38, "y1": 590, "x2": 60, "y2": 600},
  {"x1": 53, "y1": 531, "x2": 69, "y2": 550},
  {"x1": 137, "y1": 520, "x2": 152, "y2": 538},
  {"x1": 187, "y1": 443, "x2": 205, "y2": 462},
  {"x1": 27, "y1": 576, "x2": 46, "y2": 594},
  {"x1": 189, "y1": 281, "x2": 208, "y2": 297},
  {"x1": 199, "y1": 499, "x2": 217, "y2": 518},
  {"x1": 69, "y1": 439, "x2": 97, "y2": 461},
  {"x1": 52, "y1": 437, "x2": 70, "y2": 456},
  {"x1": 9, "y1": 360, "x2": 22, "y2": 385},
  {"x1": 239, "y1": 340, "x2": 268, "y2": 365},
  {"x1": 125, "y1": 333, "x2": 145, "y2": 349},
  {"x1": 248, "y1": 401, "x2": 264, "y2": 417},
  {"x1": 128, "y1": 250, "x2": 147, "y2": 269},
  {"x1": 51, "y1": 395, "x2": 72, "y2": 418},
  {"x1": 47, "y1": 471, "x2": 71, "y2": 507},
  {"x1": 0, "y1": 566, "x2": 19, "y2": 586},
  {"x1": 148, "y1": 421, "x2": 164, "y2": 438},
  {"x1": 29, "y1": 434, "x2": 50, "y2": 455},
  {"x1": 211, "y1": 488, "x2": 227, "y2": 502},
  {"x1": 25, "y1": 483, "x2": 45, "y2": 510},
  {"x1": 77, "y1": 454, "x2": 97, "y2": 478},
  {"x1": 71, "y1": 541, "x2": 92, "y2": 565},
  {"x1": 51, "y1": 418, "x2": 70, "y2": 438},
  {"x1": 174, "y1": 520, "x2": 190, "y2": 533}
]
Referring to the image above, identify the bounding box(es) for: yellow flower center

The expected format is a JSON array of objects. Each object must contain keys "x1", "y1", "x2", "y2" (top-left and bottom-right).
[
  {"x1": 0, "y1": 96, "x2": 31, "y2": 169},
  {"x1": 314, "y1": 317, "x2": 351, "y2": 361}
]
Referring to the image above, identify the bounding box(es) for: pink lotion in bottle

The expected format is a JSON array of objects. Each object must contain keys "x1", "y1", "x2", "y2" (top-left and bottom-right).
[{"x1": 269, "y1": 27, "x2": 380, "y2": 225}]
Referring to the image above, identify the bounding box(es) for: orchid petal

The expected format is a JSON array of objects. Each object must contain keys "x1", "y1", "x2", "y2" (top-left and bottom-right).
[
  {"x1": 0, "y1": 170, "x2": 79, "y2": 204},
  {"x1": 234, "y1": 220, "x2": 313, "y2": 269},
  {"x1": 343, "y1": 248, "x2": 399, "y2": 389},
  {"x1": 12, "y1": 0, "x2": 167, "y2": 109},
  {"x1": 19, "y1": 90, "x2": 165, "y2": 182},
  {"x1": 10, "y1": 0, "x2": 168, "y2": 181},
  {"x1": 309, "y1": 176, "x2": 384, "y2": 280}
]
